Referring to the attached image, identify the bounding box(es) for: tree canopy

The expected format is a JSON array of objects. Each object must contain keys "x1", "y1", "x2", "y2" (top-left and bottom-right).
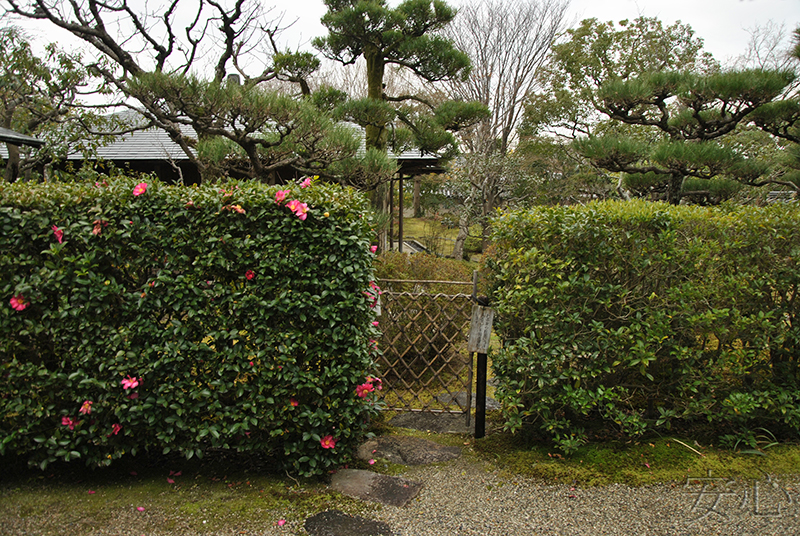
[
  {"x1": 0, "y1": 26, "x2": 113, "y2": 182},
  {"x1": 522, "y1": 17, "x2": 800, "y2": 204},
  {"x1": 3, "y1": 0, "x2": 394, "y2": 187},
  {"x1": 314, "y1": 0, "x2": 488, "y2": 155}
]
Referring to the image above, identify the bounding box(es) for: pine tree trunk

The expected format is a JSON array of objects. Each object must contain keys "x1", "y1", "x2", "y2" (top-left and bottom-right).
[
  {"x1": 364, "y1": 45, "x2": 387, "y2": 152},
  {"x1": 666, "y1": 173, "x2": 684, "y2": 205}
]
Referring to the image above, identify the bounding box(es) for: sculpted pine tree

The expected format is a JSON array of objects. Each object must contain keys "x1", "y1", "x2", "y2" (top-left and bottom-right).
[
  {"x1": 523, "y1": 17, "x2": 798, "y2": 204},
  {"x1": 313, "y1": 0, "x2": 488, "y2": 156},
  {"x1": 578, "y1": 69, "x2": 797, "y2": 204},
  {"x1": 3, "y1": 0, "x2": 393, "y2": 186}
]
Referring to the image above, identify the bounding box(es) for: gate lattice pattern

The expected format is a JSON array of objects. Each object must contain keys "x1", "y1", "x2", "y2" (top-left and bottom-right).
[{"x1": 376, "y1": 282, "x2": 474, "y2": 416}]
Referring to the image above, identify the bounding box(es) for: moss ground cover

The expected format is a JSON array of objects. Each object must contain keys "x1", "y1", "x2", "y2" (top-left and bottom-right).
[{"x1": 2, "y1": 419, "x2": 799, "y2": 534}]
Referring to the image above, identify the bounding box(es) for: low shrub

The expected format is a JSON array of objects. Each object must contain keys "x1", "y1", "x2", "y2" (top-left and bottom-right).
[
  {"x1": 1, "y1": 175, "x2": 381, "y2": 476},
  {"x1": 486, "y1": 200, "x2": 800, "y2": 452}
]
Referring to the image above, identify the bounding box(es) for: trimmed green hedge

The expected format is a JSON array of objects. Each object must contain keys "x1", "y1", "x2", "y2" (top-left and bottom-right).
[
  {"x1": 1, "y1": 176, "x2": 381, "y2": 476},
  {"x1": 487, "y1": 200, "x2": 800, "y2": 452}
]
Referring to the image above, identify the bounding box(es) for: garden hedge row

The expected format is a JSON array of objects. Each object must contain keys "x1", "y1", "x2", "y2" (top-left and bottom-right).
[
  {"x1": 487, "y1": 200, "x2": 800, "y2": 452},
  {"x1": 1, "y1": 175, "x2": 381, "y2": 476}
]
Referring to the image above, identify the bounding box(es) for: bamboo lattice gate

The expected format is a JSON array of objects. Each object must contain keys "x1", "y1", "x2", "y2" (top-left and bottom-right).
[{"x1": 375, "y1": 278, "x2": 476, "y2": 425}]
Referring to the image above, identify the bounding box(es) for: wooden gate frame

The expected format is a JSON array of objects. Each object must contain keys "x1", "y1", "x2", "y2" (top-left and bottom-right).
[{"x1": 375, "y1": 277, "x2": 476, "y2": 426}]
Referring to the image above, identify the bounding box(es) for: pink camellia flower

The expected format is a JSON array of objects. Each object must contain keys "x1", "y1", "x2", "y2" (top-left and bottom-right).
[
  {"x1": 289, "y1": 398, "x2": 299, "y2": 407},
  {"x1": 79, "y1": 400, "x2": 93, "y2": 415},
  {"x1": 121, "y1": 376, "x2": 139, "y2": 390},
  {"x1": 108, "y1": 423, "x2": 122, "y2": 436},
  {"x1": 370, "y1": 245, "x2": 377, "y2": 254},
  {"x1": 300, "y1": 177, "x2": 312, "y2": 188},
  {"x1": 286, "y1": 199, "x2": 300, "y2": 212},
  {"x1": 133, "y1": 182, "x2": 148, "y2": 196},
  {"x1": 52, "y1": 225, "x2": 63, "y2": 244},
  {"x1": 293, "y1": 202, "x2": 309, "y2": 221},
  {"x1": 275, "y1": 189, "x2": 290, "y2": 203},
  {"x1": 356, "y1": 383, "x2": 374, "y2": 398},
  {"x1": 230, "y1": 204, "x2": 246, "y2": 214},
  {"x1": 61, "y1": 416, "x2": 77, "y2": 430},
  {"x1": 245, "y1": 270, "x2": 255, "y2": 281},
  {"x1": 320, "y1": 435, "x2": 337, "y2": 449},
  {"x1": 10, "y1": 294, "x2": 29, "y2": 311}
]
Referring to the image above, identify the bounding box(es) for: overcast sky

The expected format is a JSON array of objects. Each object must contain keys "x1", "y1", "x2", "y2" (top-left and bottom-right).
[
  {"x1": 13, "y1": 0, "x2": 800, "y2": 68},
  {"x1": 274, "y1": 0, "x2": 800, "y2": 65}
]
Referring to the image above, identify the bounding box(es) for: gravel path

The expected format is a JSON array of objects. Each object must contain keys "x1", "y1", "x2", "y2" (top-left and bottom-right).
[
  {"x1": 3, "y1": 450, "x2": 799, "y2": 536},
  {"x1": 367, "y1": 457, "x2": 800, "y2": 536}
]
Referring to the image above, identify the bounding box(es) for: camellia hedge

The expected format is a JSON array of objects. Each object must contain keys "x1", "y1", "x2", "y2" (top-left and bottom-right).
[
  {"x1": 0, "y1": 175, "x2": 382, "y2": 476},
  {"x1": 487, "y1": 200, "x2": 800, "y2": 452}
]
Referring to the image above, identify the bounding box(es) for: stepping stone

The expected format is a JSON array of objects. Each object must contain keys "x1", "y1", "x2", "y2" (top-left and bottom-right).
[
  {"x1": 330, "y1": 469, "x2": 423, "y2": 507},
  {"x1": 304, "y1": 509, "x2": 395, "y2": 536},
  {"x1": 389, "y1": 411, "x2": 472, "y2": 434},
  {"x1": 435, "y1": 390, "x2": 501, "y2": 411},
  {"x1": 357, "y1": 436, "x2": 461, "y2": 466}
]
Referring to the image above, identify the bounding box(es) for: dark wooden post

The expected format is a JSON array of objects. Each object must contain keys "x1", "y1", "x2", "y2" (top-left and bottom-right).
[
  {"x1": 398, "y1": 175, "x2": 404, "y2": 253},
  {"x1": 389, "y1": 177, "x2": 394, "y2": 250},
  {"x1": 468, "y1": 270, "x2": 493, "y2": 439}
]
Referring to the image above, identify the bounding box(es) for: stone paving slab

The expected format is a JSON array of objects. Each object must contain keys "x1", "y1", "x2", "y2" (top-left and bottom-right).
[
  {"x1": 435, "y1": 390, "x2": 501, "y2": 411},
  {"x1": 357, "y1": 436, "x2": 461, "y2": 466},
  {"x1": 304, "y1": 509, "x2": 395, "y2": 536},
  {"x1": 389, "y1": 412, "x2": 473, "y2": 434},
  {"x1": 330, "y1": 469, "x2": 423, "y2": 507}
]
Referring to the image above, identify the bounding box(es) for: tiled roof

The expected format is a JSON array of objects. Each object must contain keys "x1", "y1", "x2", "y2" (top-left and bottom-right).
[
  {"x1": 77, "y1": 112, "x2": 196, "y2": 161},
  {"x1": 2, "y1": 111, "x2": 441, "y2": 167},
  {"x1": 0, "y1": 127, "x2": 44, "y2": 149}
]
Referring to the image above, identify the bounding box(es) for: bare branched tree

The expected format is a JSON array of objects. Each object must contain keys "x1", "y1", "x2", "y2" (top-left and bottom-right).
[
  {"x1": 435, "y1": 0, "x2": 570, "y2": 258},
  {"x1": 442, "y1": 0, "x2": 570, "y2": 154}
]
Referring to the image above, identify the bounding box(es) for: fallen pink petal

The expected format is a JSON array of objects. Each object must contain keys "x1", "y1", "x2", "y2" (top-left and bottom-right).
[
  {"x1": 277, "y1": 519, "x2": 286, "y2": 527},
  {"x1": 167, "y1": 478, "x2": 175, "y2": 484},
  {"x1": 369, "y1": 459, "x2": 375, "y2": 465},
  {"x1": 137, "y1": 506, "x2": 145, "y2": 512},
  {"x1": 88, "y1": 490, "x2": 96, "y2": 494}
]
